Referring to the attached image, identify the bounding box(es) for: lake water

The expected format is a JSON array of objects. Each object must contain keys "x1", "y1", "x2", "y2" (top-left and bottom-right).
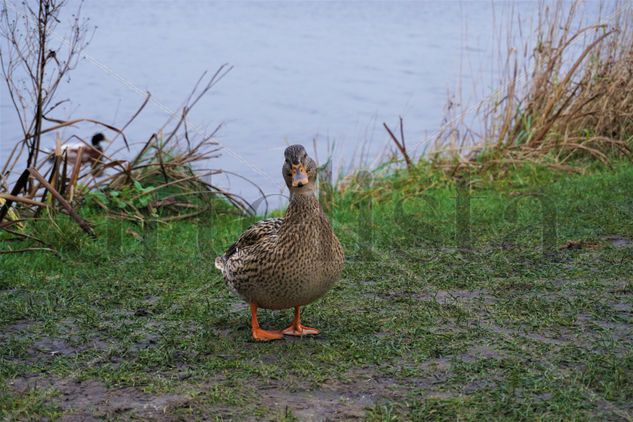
[{"x1": 1, "y1": 1, "x2": 559, "y2": 204}]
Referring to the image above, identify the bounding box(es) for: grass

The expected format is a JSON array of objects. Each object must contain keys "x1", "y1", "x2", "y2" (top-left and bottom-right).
[
  {"x1": 2, "y1": 2, "x2": 631, "y2": 419},
  {"x1": 1, "y1": 162, "x2": 632, "y2": 420}
]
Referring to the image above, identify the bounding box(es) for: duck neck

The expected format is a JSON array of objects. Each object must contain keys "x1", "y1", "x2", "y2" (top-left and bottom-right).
[{"x1": 285, "y1": 190, "x2": 321, "y2": 221}]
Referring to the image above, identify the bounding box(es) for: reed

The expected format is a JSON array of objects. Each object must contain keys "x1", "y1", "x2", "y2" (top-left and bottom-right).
[
  {"x1": 428, "y1": 0, "x2": 633, "y2": 174},
  {"x1": 0, "y1": 1, "x2": 253, "y2": 248},
  {"x1": 0, "y1": 64, "x2": 257, "y2": 251}
]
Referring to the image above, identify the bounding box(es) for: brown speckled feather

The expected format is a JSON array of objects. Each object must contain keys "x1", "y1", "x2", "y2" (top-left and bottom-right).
[
  {"x1": 215, "y1": 191, "x2": 344, "y2": 310},
  {"x1": 222, "y1": 218, "x2": 284, "y2": 260}
]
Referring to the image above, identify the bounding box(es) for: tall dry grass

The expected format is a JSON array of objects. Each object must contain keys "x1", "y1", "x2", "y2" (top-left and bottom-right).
[{"x1": 432, "y1": 0, "x2": 633, "y2": 174}]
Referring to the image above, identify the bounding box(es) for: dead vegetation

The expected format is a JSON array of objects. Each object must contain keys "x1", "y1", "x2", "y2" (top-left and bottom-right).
[
  {"x1": 0, "y1": 1, "x2": 255, "y2": 254},
  {"x1": 446, "y1": 0, "x2": 633, "y2": 172},
  {"x1": 383, "y1": 1, "x2": 633, "y2": 177}
]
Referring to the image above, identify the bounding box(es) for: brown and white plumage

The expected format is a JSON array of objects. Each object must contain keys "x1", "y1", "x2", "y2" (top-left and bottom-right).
[
  {"x1": 215, "y1": 217, "x2": 284, "y2": 298},
  {"x1": 215, "y1": 144, "x2": 344, "y2": 341},
  {"x1": 49, "y1": 133, "x2": 107, "y2": 164}
]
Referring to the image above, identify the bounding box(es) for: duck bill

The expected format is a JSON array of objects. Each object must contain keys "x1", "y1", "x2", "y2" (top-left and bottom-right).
[{"x1": 292, "y1": 165, "x2": 309, "y2": 187}]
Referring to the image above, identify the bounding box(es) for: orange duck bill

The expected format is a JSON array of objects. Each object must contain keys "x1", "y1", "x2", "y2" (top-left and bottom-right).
[{"x1": 291, "y1": 164, "x2": 309, "y2": 187}]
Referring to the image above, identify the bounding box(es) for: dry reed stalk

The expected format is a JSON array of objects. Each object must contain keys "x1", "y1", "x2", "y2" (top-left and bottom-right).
[
  {"x1": 28, "y1": 168, "x2": 95, "y2": 238},
  {"x1": 0, "y1": 193, "x2": 47, "y2": 208},
  {"x1": 383, "y1": 117, "x2": 414, "y2": 171},
  {"x1": 429, "y1": 0, "x2": 633, "y2": 174},
  {"x1": 67, "y1": 146, "x2": 84, "y2": 203},
  {"x1": 0, "y1": 63, "x2": 257, "y2": 240}
]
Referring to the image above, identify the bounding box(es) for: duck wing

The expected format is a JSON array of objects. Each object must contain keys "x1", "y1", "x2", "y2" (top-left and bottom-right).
[{"x1": 215, "y1": 218, "x2": 283, "y2": 270}]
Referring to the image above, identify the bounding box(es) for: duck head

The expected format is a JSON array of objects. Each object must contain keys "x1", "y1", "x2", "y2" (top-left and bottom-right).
[
  {"x1": 91, "y1": 133, "x2": 107, "y2": 151},
  {"x1": 282, "y1": 144, "x2": 317, "y2": 193}
]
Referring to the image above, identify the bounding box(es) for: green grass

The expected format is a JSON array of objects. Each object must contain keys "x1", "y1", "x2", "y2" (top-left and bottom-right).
[{"x1": 1, "y1": 163, "x2": 632, "y2": 420}]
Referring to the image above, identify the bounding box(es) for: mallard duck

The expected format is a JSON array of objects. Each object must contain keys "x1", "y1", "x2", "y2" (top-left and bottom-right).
[
  {"x1": 215, "y1": 145, "x2": 345, "y2": 341},
  {"x1": 65, "y1": 133, "x2": 107, "y2": 163},
  {"x1": 48, "y1": 133, "x2": 108, "y2": 164}
]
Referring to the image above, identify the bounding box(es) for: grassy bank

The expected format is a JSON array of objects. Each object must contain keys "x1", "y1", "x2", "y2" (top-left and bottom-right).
[
  {"x1": 1, "y1": 1, "x2": 632, "y2": 419},
  {"x1": 1, "y1": 162, "x2": 631, "y2": 420}
]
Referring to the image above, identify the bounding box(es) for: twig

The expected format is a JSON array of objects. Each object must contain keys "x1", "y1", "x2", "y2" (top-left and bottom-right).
[
  {"x1": 383, "y1": 117, "x2": 414, "y2": 171},
  {"x1": 0, "y1": 192, "x2": 47, "y2": 208},
  {"x1": 28, "y1": 168, "x2": 96, "y2": 238},
  {"x1": 0, "y1": 247, "x2": 59, "y2": 256},
  {"x1": 0, "y1": 169, "x2": 30, "y2": 223}
]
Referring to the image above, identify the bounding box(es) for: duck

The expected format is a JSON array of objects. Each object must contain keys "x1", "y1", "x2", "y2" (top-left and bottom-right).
[
  {"x1": 65, "y1": 133, "x2": 108, "y2": 163},
  {"x1": 215, "y1": 144, "x2": 345, "y2": 341},
  {"x1": 48, "y1": 133, "x2": 108, "y2": 165}
]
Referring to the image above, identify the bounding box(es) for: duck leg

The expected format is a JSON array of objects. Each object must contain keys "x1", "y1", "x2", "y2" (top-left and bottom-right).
[
  {"x1": 281, "y1": 306, "x2": 320, "y2": 336},
  {"x1": 250, "y1": 303, "x2": 284, "y2": 341}
]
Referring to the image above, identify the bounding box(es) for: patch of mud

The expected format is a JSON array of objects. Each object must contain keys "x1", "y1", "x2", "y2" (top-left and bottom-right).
[
  {"x1": 419, "y1": 357, "x2": 452, "y2": 372},
  {"x1": 364, "y1": 288, "x2": 497, "y2": 306},
  {"x1": 9, "y1": 375, "x2": 189, "y2": 420},
  {"x1": 228, "y1": 301, "x2": 248, "y2": 313},
  {"x1": 575, "y1": 313, "x2": 633, "y2": 345},
  {"x1": 29, "y1": 337, "x2": 79, "y2": 358},
  {"x1": 493, "y1": 281, "x2": 585, "y2": 303},
  {"x1": 466, "y1": 378, "x2": 502, "y2": 395},
  {"x1": 610, "y1": 302, "x2": 632, "y2": 313},
  {"x1": 0, "y1": 319, "x2": 35, "y2": 344},
  {"x1": 259, "y1": 352, "x2": 507, "y2": 419},
  {"x1": 496, "y1": 279, "x2": 535, "y2": 292},
  {"x1": 459, "y1": 344, "x2": 507, "y2": 363},
  {"x1": 480, "y1": 322, "x2": 570, "y2": 346},
  {"x1": 609, "y1": 280, "x2": 633, "y2": 295},
  {"x1": 1, "y1": 319, "x2": 33, "y2": 334},
  {"x1": 560, "y1": 240, "x2": 601, "y2": 250},
  {"x1": 25, "y1": 318, "x2": 115, "y2": 362},
  {"x1": 0, "y1": 320, "x2": 96, "y2": 363},
  {"x1": 263, "y1": 387, "x2": 374, "y2": 421},
  {"x1": 410, "y1": 359, "x2": 452, "y2": 389},
  {"x1": 3, "y1": 315, "x2": 173, "y2": 365},
  {"x1": 398, "y1": 350, "x2": 508, "y2": 397},
  {"x1": 527, "y1": 288, "x2": 580, "y2": 302},
  {"x1": 480, "y1": 313, "x2": 632, "y2": 353},
  {"x1": 604, "y1": 235, "x2": 632, "y2": 248},
  {"x1": 259, "y1": 368, "x2": 405, "y2": 420},
  {"x1": 414, "y1": 289, "x2": 497, "y2": 305},
  {"x1": 130, "y1": 296, "x2": 167, "y2": 317}
]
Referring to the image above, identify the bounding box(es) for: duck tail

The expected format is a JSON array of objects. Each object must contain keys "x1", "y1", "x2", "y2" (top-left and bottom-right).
[{"x1": 214, "y1": 256, "x2": 226, "y2": 272}]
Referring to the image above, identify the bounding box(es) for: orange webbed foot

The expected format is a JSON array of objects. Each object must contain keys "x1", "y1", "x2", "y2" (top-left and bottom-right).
[
  {"x1": 281, "y1": 305, "x2": 320, "y2": 336},
  {"x1": 252, "y1": 327, "x2": 284, "y2": 342},
  {"x1": 250, "y1": 303, "x2": 284, "y2": 341},
  {"x1": 281, "y1": 324, "x2": 320, "y2": 336}
]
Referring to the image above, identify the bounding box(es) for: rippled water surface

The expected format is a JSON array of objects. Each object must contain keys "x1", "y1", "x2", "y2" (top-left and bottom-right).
[{"x1": 1, "y1": 1, "x2": 543, "y2": 201}]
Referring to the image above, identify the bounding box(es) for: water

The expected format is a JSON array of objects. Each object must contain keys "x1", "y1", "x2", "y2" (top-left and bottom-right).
[{"x1": 1, "y1": 1, "x2": 540, "y2": 204}]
